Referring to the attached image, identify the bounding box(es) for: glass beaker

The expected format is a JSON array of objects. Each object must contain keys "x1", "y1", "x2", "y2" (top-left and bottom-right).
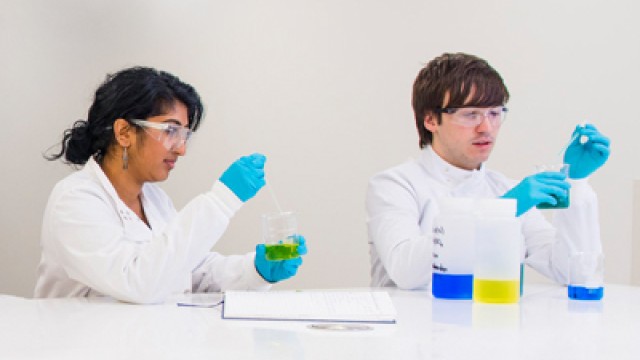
[
  {"x1": 568, "y1": 252, "x2": 604, "y2": 300},
  {"x1": 535, "y1": 164, "x2": 570, "y2": 209},
  {"x1": 262, "y1": 211, "x2": 300, "y2": 261}
]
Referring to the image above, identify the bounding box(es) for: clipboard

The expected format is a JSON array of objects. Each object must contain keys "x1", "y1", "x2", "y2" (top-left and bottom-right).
[{"x1": 222, "y1": 290, "x2": 397, "y2": 324}]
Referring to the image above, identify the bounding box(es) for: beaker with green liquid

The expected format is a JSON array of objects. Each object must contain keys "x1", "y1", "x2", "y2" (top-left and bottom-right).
[
  {"x1": 262, "y1": 211, "x2": 300, "y2": 261},
  {"x1": 535, "y1": 164, "x2": 570, "y2": 209}
]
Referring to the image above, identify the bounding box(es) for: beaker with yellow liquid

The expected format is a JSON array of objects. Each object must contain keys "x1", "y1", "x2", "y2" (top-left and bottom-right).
[{"x1": 473, "y1": 199, "x2": 522, "y2": 304}]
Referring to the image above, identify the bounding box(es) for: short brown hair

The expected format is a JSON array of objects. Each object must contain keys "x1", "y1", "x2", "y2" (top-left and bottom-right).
[{"x1": 412, "y1": 53, "x2": 509, "y2": 148}]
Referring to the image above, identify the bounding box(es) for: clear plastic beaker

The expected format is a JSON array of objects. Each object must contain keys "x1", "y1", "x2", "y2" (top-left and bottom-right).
[
  {"x1": 432, "y1": 197, "x2": 476, "y2": 299},
  {"x1": 262, "y1": 212, "x2": 300, "y2": 261},
  {"x1": 535, "y1": 164, "x2": 570, "y2": 209},
  {"x1": 473, "y1": 199, "x2": 522, "y2": 304},
  {"x1": 568, "y1": 252, "x2": 604, "y2": 300}
]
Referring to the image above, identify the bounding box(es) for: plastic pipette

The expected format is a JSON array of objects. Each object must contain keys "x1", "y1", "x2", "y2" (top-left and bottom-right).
[
  {"x1": 266, "y1": 183, "x2": 283, "y2": 213},
  {"x1": 557, "y1": 123, "x2": 588, "y2": 158}
]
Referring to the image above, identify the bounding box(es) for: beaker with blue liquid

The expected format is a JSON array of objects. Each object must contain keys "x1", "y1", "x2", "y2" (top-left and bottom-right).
[
  {"x1": 431, "y1": 198, "x2": 476, "y2": 299},
  {"x1": 568, "y1": 252, "x2": 604, "y2": 300}
]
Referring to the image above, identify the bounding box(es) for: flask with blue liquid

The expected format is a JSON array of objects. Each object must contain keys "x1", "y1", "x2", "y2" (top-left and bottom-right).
[{"x1": 432, "y1": 198, "x2": 476, "y2": 299}]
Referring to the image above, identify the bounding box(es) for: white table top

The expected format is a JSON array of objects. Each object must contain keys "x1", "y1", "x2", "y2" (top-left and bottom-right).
[{"x1": 1, "y1": 284, "x2": 639, "y2": 359}]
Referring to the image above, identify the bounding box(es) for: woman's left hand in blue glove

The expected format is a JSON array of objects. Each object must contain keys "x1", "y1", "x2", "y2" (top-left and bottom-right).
[
  {"x1": 563, "y1": 123, "x2": 610, "y2": 179},
  {"x1": 255, "y1": 236, "x2": 308, "y2": 283}
]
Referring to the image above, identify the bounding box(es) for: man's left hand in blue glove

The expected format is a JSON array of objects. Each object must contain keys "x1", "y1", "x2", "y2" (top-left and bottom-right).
[
  {"x1": 502, "y1": 172, "x2": 571, "y2": 217},
  {"x1": 255, "y1": 236, "x2": 308, "y2": 283},
  {"x1": 563, "y1": 124, "x2": 611, "y2": 179}
]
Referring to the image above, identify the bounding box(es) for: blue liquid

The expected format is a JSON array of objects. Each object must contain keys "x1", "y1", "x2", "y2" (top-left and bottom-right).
[
  {"x1": 568, "y1": 285, "x2": 604, "y2": 300},
  {"x1": 432, "y1": 273, "x2": 473, "y2": 299}
]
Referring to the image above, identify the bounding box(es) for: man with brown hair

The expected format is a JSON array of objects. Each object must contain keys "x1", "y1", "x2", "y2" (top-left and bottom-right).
[{"x1": 366, "y1": 53, "x2": 610, "y2": 290}]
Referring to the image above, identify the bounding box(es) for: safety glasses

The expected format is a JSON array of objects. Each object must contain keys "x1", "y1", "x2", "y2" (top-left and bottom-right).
[
  {"x1": 131, "y1": 119, "x2": 193, "y2": 151},
  {"x1": 435, "y1": 106, "x2": 508, "y2": 128}
]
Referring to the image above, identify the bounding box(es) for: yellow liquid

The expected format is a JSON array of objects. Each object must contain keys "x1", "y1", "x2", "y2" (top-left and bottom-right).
[
  {"x1": 473, "y1": 279, "x2": 520, "y2": 303},
  {"x1": 265, "y1": 243, "x2": 299, "y2": 261}
]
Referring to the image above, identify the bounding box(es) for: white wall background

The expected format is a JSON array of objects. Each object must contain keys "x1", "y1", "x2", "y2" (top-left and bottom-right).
[{"x1": 1, "y1": 0, "x2": 638, "y2": 297}]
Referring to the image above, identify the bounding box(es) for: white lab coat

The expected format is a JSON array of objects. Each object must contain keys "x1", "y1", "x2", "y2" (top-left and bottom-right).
[
  {"x1": 34, "y1": 158, "x2": 270, "y2": 304},
  {"x1": 366, "y1": 146, "x2": 601, "y2": 289}
]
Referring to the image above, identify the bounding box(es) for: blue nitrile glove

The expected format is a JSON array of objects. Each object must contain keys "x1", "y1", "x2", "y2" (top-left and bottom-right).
[
  {"x1": 255, "y1": 236, "x2": 308, "y2": 283},
  {"x1": 501, "y1": 172, "x2": 571, "y2": 217},
  {"x1": 219, "y1": 153, "x2": 266, "y2": 202},
  {"x1": 563, "y1": 124, "x2": 610, "y2": 179}
]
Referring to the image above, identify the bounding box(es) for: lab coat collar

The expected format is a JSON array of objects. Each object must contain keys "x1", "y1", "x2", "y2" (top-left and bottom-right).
[
  {"x1": 85, "y1": 157, "x2": 142, "y2": 224},
  {"x1": 419, "y1": 146, "x2": 486, "y2": 188},
  {"x1": 86, "y1": 158, "x2": 121, "y2": 200}
]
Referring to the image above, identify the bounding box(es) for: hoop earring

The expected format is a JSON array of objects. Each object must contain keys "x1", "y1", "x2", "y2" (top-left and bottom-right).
[{"x1": 122, "y1": 146, "x2": 129, "y2": 170}]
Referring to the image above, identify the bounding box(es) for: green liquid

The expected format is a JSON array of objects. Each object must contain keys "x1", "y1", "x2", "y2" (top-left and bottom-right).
[
  {"x1": 265, "y1": 243, "x2": 299, "y2": 261},
  {"x1": 536, "y1": 193, "x2": 570, "y2": 209}
]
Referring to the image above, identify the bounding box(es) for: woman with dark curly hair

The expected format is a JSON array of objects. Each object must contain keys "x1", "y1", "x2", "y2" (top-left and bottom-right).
[{"x1": 35, "y1": 66, "x2": 307, "y2": 304}]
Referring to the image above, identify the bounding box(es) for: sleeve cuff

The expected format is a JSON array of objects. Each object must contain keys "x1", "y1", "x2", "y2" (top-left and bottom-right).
[
  {"x1": 243, "y1": 252, "x2": 272, "y2": 290},
  {"x1": 210, "y1": 181, "x2": 244, "y2": 214},
  {"x1": 568, "y1": 177, "x2": 590, "y2": 186},
  {"x1": 567, "y1": 177, "x2": 597, "y2": 205}
]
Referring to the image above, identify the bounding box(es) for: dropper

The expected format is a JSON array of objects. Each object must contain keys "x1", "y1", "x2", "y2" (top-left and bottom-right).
[
  {"x1": 557, "y1": 123, "x2": 588, "y2": 158},
  {"x1": 266, "y1": 182, "x2": 284, "y2": 213}
]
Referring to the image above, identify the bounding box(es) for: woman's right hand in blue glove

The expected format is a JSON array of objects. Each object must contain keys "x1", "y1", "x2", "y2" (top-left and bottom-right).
[
  {"x1": 219, "y1": 153, "x2": 266, "y2": 202},
  {"x1": 501, "y1": 172, "x2": 570, "y2": 217}
]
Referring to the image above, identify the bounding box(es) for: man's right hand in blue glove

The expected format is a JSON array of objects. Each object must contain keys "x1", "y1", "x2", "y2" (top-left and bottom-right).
[
  {"x1": 219, "y1": 153, "x2": 266, "y2": 202},
  {"x1": 563, "y1": 124, "x2": 611, "y2": 179},
  {"x1": 501, "y1": 172, "x2": 571, "y2": 217}
]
